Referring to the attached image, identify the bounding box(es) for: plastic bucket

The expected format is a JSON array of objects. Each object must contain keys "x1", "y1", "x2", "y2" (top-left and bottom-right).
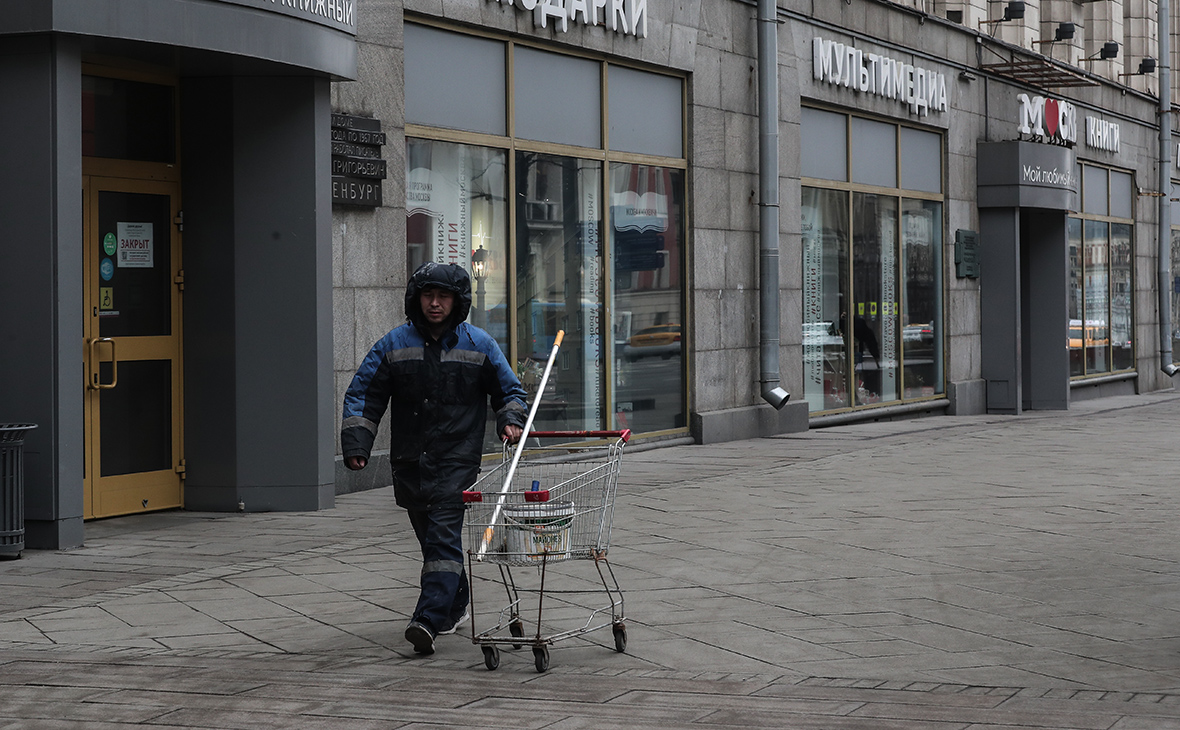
[{"x1": 503, "y1": 501, "x2": 575, "y2": 561}]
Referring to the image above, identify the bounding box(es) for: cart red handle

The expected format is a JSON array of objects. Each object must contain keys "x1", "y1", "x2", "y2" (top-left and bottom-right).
[{"x1": 528, "y1": 430, "x2": 631, "y2": 442}]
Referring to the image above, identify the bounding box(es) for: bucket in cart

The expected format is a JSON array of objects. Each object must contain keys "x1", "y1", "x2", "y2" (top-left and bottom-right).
[{"x1": 504, "y1": 501, "x2": 574, "y2": 561}]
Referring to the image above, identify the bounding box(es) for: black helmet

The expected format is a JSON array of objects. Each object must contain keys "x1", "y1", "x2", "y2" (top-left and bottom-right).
[{"x1": 405, "y1": 261, "x2": 473, "y2": 331}]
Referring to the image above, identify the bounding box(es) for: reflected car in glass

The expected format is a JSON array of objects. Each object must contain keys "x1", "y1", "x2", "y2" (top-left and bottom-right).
[{"x1": 624, "y1": 324, "x2": 681, "y2": 360}]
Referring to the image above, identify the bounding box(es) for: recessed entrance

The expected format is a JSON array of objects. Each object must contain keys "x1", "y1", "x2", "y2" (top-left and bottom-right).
[{"x1": 80, "y1": 71, "x2": 183, "y2": 519}]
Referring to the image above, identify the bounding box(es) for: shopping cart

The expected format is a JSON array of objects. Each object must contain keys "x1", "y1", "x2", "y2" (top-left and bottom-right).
[{"x1": 463, "y1": 429, "x2": 630, "y2": 672}]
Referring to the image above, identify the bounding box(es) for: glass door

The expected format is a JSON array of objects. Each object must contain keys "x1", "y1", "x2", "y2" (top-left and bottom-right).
[{"x1": 82, "y1": 177, "x2": 183, "y2": 519}]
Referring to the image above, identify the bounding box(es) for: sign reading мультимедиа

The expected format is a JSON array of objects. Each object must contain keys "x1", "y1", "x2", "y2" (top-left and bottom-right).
[{"x1": 212, "y1": 0, "x2": 356, "y2": 34}]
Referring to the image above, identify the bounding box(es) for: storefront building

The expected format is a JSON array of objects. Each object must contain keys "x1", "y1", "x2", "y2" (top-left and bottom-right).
[
  {"x1": 0, "y1": 0, "x2": 356, "y2": 548},
  {"x1": 331, "y1": 0, "x2": 1180, "y2": 489},
  {"x1": 6, "y1": 0, "x2": 1180, "y2": 547}
]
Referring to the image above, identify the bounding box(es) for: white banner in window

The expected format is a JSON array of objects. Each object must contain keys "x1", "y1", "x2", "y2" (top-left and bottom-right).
[
  {"x1": 407, "y1": 145, "x2": 471, "y2": 270},
  {"x1": 611, "y1": 165, "x2": 668, "y2": 233},
  {"x1": 801, "y1": 204, "x2": 824, "y2": 410}
]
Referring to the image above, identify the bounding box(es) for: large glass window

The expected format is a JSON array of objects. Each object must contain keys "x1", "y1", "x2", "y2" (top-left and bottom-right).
[
  {"x1": 801, "y1": 109, "x2": 943, "y2": 413},
  {"x1": 1070, "y1": 164, "x2": 1134, "y2": 377},
  {"x1": 406, "y1": 139, "x2": 510, "y2": 352},
  {"x1": 515, "y1": 153, "x2": 604, "y2": 432},
  {"x1": 612, "y1": 164, "x2": 686, "y2": 432},
  {"x1": 1172, "y1": 226, "x2": 1180, "y2": 363},
  {"x1": 404, "y1": 24, "x2": 686, "y2": 442},
  {"x1": 801, "y1": 188, "x2": 850, "y2": 409}
]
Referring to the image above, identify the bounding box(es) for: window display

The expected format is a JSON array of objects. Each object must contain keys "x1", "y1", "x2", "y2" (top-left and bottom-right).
[
  {"x1": 403, "y1": 24, "x2": 686, "y2": 442},
  {"x1": 1069, "y1": 164, "x2": 1134, "y2": 377},
  {"x1": 801, "y1": 108, "x2": 944, "y2": 413},
  {"x1": 611, "y1": 163, "x2": 685, "y2": 432},
  {"x1": 515, "y1": 153, "x2": 604, "y2": 432}
]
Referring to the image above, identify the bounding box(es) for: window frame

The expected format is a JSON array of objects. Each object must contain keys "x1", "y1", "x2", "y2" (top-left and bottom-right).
[
  {"x1": 800, "y1": 105, "x2": 946, "y2": 414},
  {"x1": 403, "y1": 18, "x2": 690, "y2": 438}
]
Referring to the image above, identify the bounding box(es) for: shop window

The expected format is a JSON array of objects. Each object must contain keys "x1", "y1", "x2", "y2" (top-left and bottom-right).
[
  {"x1": 902, "y1": 199, "x2": 943, "y2": 397},
  {"x1": 608, "y1": 65, "x2": 683, "y2": 158},
  {"x1": 900, "y1": 127, "x2": 942, "y2": 194},
  {"x1": 1083, "y1": 165, "x2": 1109, "y2": 216},
  {"x1": 403, "y1": 24, "x2": 686, "y2": 440},
  {"x1": 611, "y1": 163, "x2": 686, "y2": 432},
  {"x1": 801, "y1": 187, "x2": 850, "y2": 410},
  {"x1": 801, "y1": 108, "x2": 944, "y2": 413},
  {"x1": 404, "y1": 24, "x2": 506, "y2": 136},
  {"x1": 1069, "y1": 162, "x2": 1135, "y2": 377},
  {"x1": 514, "y1": 47, "x2": 600, "y2": 148},
  {"x1": 405, "y1": 138, "x2": 510, "y2": 354},
  {"x1": 851, "y1": 118, "x2": 896, "y2": 188},
  {"x1": 1171, "y1": 227, "x2": 1180, "y2": 364},
  {"x1": 801, "y1": 108, "x2": 847, "y2": 182},
  {"x1": 515, "y1": 153, "x2": 604, "y2": 431}
]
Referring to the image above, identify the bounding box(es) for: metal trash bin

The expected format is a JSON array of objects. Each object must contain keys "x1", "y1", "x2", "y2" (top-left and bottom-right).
[{"x1": 1, "y1": 424, "x2": 37, "y2": 559}]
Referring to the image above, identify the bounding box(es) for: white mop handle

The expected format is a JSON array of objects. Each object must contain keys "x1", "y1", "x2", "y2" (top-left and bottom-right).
[{"x1": 477, "y1": 330, "x2": 565, "y2": 557}]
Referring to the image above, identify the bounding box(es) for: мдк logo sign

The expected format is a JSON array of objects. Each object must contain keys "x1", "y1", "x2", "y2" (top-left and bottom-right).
[{"x1": 1017, "y1": 94, "x2": 1077, "y2": 147}]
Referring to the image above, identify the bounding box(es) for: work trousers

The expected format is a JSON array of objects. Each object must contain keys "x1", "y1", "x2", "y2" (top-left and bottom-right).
[{"x1": 407, "y1": 506, "x2": 468, "y2": 634}]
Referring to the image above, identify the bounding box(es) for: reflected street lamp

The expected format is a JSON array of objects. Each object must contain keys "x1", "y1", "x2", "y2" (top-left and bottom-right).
[{"x1": 472, "y1": 245, "x2": 489, "y2": 328}]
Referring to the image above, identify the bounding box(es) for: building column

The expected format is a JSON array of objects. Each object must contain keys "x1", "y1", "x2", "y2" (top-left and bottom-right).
[
  {"x1": 980, "y1": 207, "x2": 1023, "y2": 414},
  {"x1": 182, "y1": 75, "x2": 335, "y2": 512},
  {"x1": 0, "y1": 35, "x2": 85, "y2": 549}
]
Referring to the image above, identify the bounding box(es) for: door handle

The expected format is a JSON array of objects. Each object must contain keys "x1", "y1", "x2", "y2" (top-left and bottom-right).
[{"x1": 88, "y1": 338, "x2": 118, "y2": 390}]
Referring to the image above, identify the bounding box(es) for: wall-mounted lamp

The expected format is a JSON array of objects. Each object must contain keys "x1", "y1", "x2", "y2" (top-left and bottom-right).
[
  {"x1": 979, "y1": 1, "x2": 1025, "y2": 27},
  {"x1": 1033, "y1": 22, "x2": 1075, "y2": 46},
  {"x1": 1083, "y1": 42, "x2": 1120, "y2": 63},
  {"x1": 1120, "y1": 57, "x2": 1157, "y2": 77}
]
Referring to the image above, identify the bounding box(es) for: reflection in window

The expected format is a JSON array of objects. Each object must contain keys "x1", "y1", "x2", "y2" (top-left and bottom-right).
[
  {"x1": 902, "y1": 199, "x2": 942, "y2": 398},
  {"x1": 852, "y1": 193, "x2": 899, "y2": 405},
  {"x1": 801, "y1": 109, "x2": 943, "y2": 414},
  {"x1": 1084, "y1": 220, "x2": 1110, "y2": 374},
  {"x1": 1172, "y1": 228, "x2": 1180, "y2": 363},
  {"x1": 1068, "y1": 218, "x2": 1084, "y2": 377},
  {"x1": 611, "y1": 163, "x2": 685, "y2": 432},
  {"x1": 1070, "y1": 215, "x2": 1134, "y2": 377},
  {"x1": 800, "y1": 191, "x2": 943, "y2": 412},
  {"x1": 406, "y1": 139, "x2": 509, "y2": 354},
  {"x1": 1111, "y1": 223, "x2": 1133, "y2": 371},
  {"x1": 515, "y1": 153, "x2": 604, "y2": 432},
  {"x1": 405, "y1": 139, "x2": 510, "y2": 453},
  {"x1": 801, "y1": 188, "x2": 850, "y2": 411}
]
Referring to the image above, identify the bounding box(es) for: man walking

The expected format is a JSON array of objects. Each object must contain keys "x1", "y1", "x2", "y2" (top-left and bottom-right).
[{"x1": 342, "y1": 262, "x2": 527, "y2": 655}]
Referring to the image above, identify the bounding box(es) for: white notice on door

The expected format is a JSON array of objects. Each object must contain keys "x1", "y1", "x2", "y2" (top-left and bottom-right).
[{"x1": 117, "y1": 222, "x2": 154, "y2": 268}]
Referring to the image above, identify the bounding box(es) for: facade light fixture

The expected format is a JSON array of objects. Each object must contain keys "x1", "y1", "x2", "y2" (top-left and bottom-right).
[
  {"x1": 979, "y1": 1, "x2": 1025, "y2": 28},
  {"x1": 1083, "y1": 42, "x2": 1121, "y2": 63},
  {"x1": 1033, "y1": 22, "x2": 1076, "y2": 46}
]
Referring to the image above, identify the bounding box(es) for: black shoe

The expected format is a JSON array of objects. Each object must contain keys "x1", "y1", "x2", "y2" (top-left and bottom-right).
[
  {"x1": 438, "y1": 607, "x2": 470, "y2": 636},
  {"x1": 405, "y1": 621, "x2": 435, "y2": 655}
]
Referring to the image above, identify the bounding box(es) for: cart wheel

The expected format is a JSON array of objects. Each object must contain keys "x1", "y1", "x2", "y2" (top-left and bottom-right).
[
  {"x1": 482, "y1": 645, "x2": 500, "y2": 671},
  {"x1": 509, "y1": 619, "x2": 525, "y2": 650},
  {"x1": 533, "y1": 645, "x2": 550, "y2": 673},
  {"x1": 613, "y1": 623, "x2": 628, "y2": 653}
]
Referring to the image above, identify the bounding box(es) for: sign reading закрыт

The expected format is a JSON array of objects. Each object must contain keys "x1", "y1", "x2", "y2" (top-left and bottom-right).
[
  {"x1": 812, "y1": 38, "x2": 948, "y2": 117},
  {"x1": 490, "y1": 0, "x2": 648, "y2": 38},
  {"x1": 212, "y1": 0, "x2": 356, "y2": 34}
]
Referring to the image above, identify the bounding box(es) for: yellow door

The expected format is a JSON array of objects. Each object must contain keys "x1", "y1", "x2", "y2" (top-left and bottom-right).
[{"x1": 82, "y1": 176, "x2": 184, "y2": 519}]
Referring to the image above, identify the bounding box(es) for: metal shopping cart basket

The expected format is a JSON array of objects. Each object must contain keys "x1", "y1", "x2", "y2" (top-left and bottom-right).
[{"x1": 463, "y1": 429, "x2": 630, "y2": 672}]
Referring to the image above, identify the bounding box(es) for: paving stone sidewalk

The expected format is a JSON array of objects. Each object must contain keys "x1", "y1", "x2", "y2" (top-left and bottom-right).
[{"x1": 3, "y1": 391, "x2": 1180, "y2": 728}]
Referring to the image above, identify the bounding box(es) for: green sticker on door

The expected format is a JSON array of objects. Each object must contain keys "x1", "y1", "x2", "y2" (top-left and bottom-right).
[{"x1": 103, "y1": 233, "x2": 117, "y2": 256}]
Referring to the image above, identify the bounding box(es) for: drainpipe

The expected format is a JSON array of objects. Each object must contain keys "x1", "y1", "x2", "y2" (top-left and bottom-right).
[
  {"x1": 1159, "y1": 0, "x2": 1179, "y2": 376},
  {"x1": 757, "y1": 0, "x2": 790, "y2": 409}
]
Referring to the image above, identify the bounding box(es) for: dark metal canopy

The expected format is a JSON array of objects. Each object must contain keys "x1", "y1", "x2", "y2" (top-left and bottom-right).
[{"x1": 981, "y1": 57, "x2": 1099, "y2": 88}]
